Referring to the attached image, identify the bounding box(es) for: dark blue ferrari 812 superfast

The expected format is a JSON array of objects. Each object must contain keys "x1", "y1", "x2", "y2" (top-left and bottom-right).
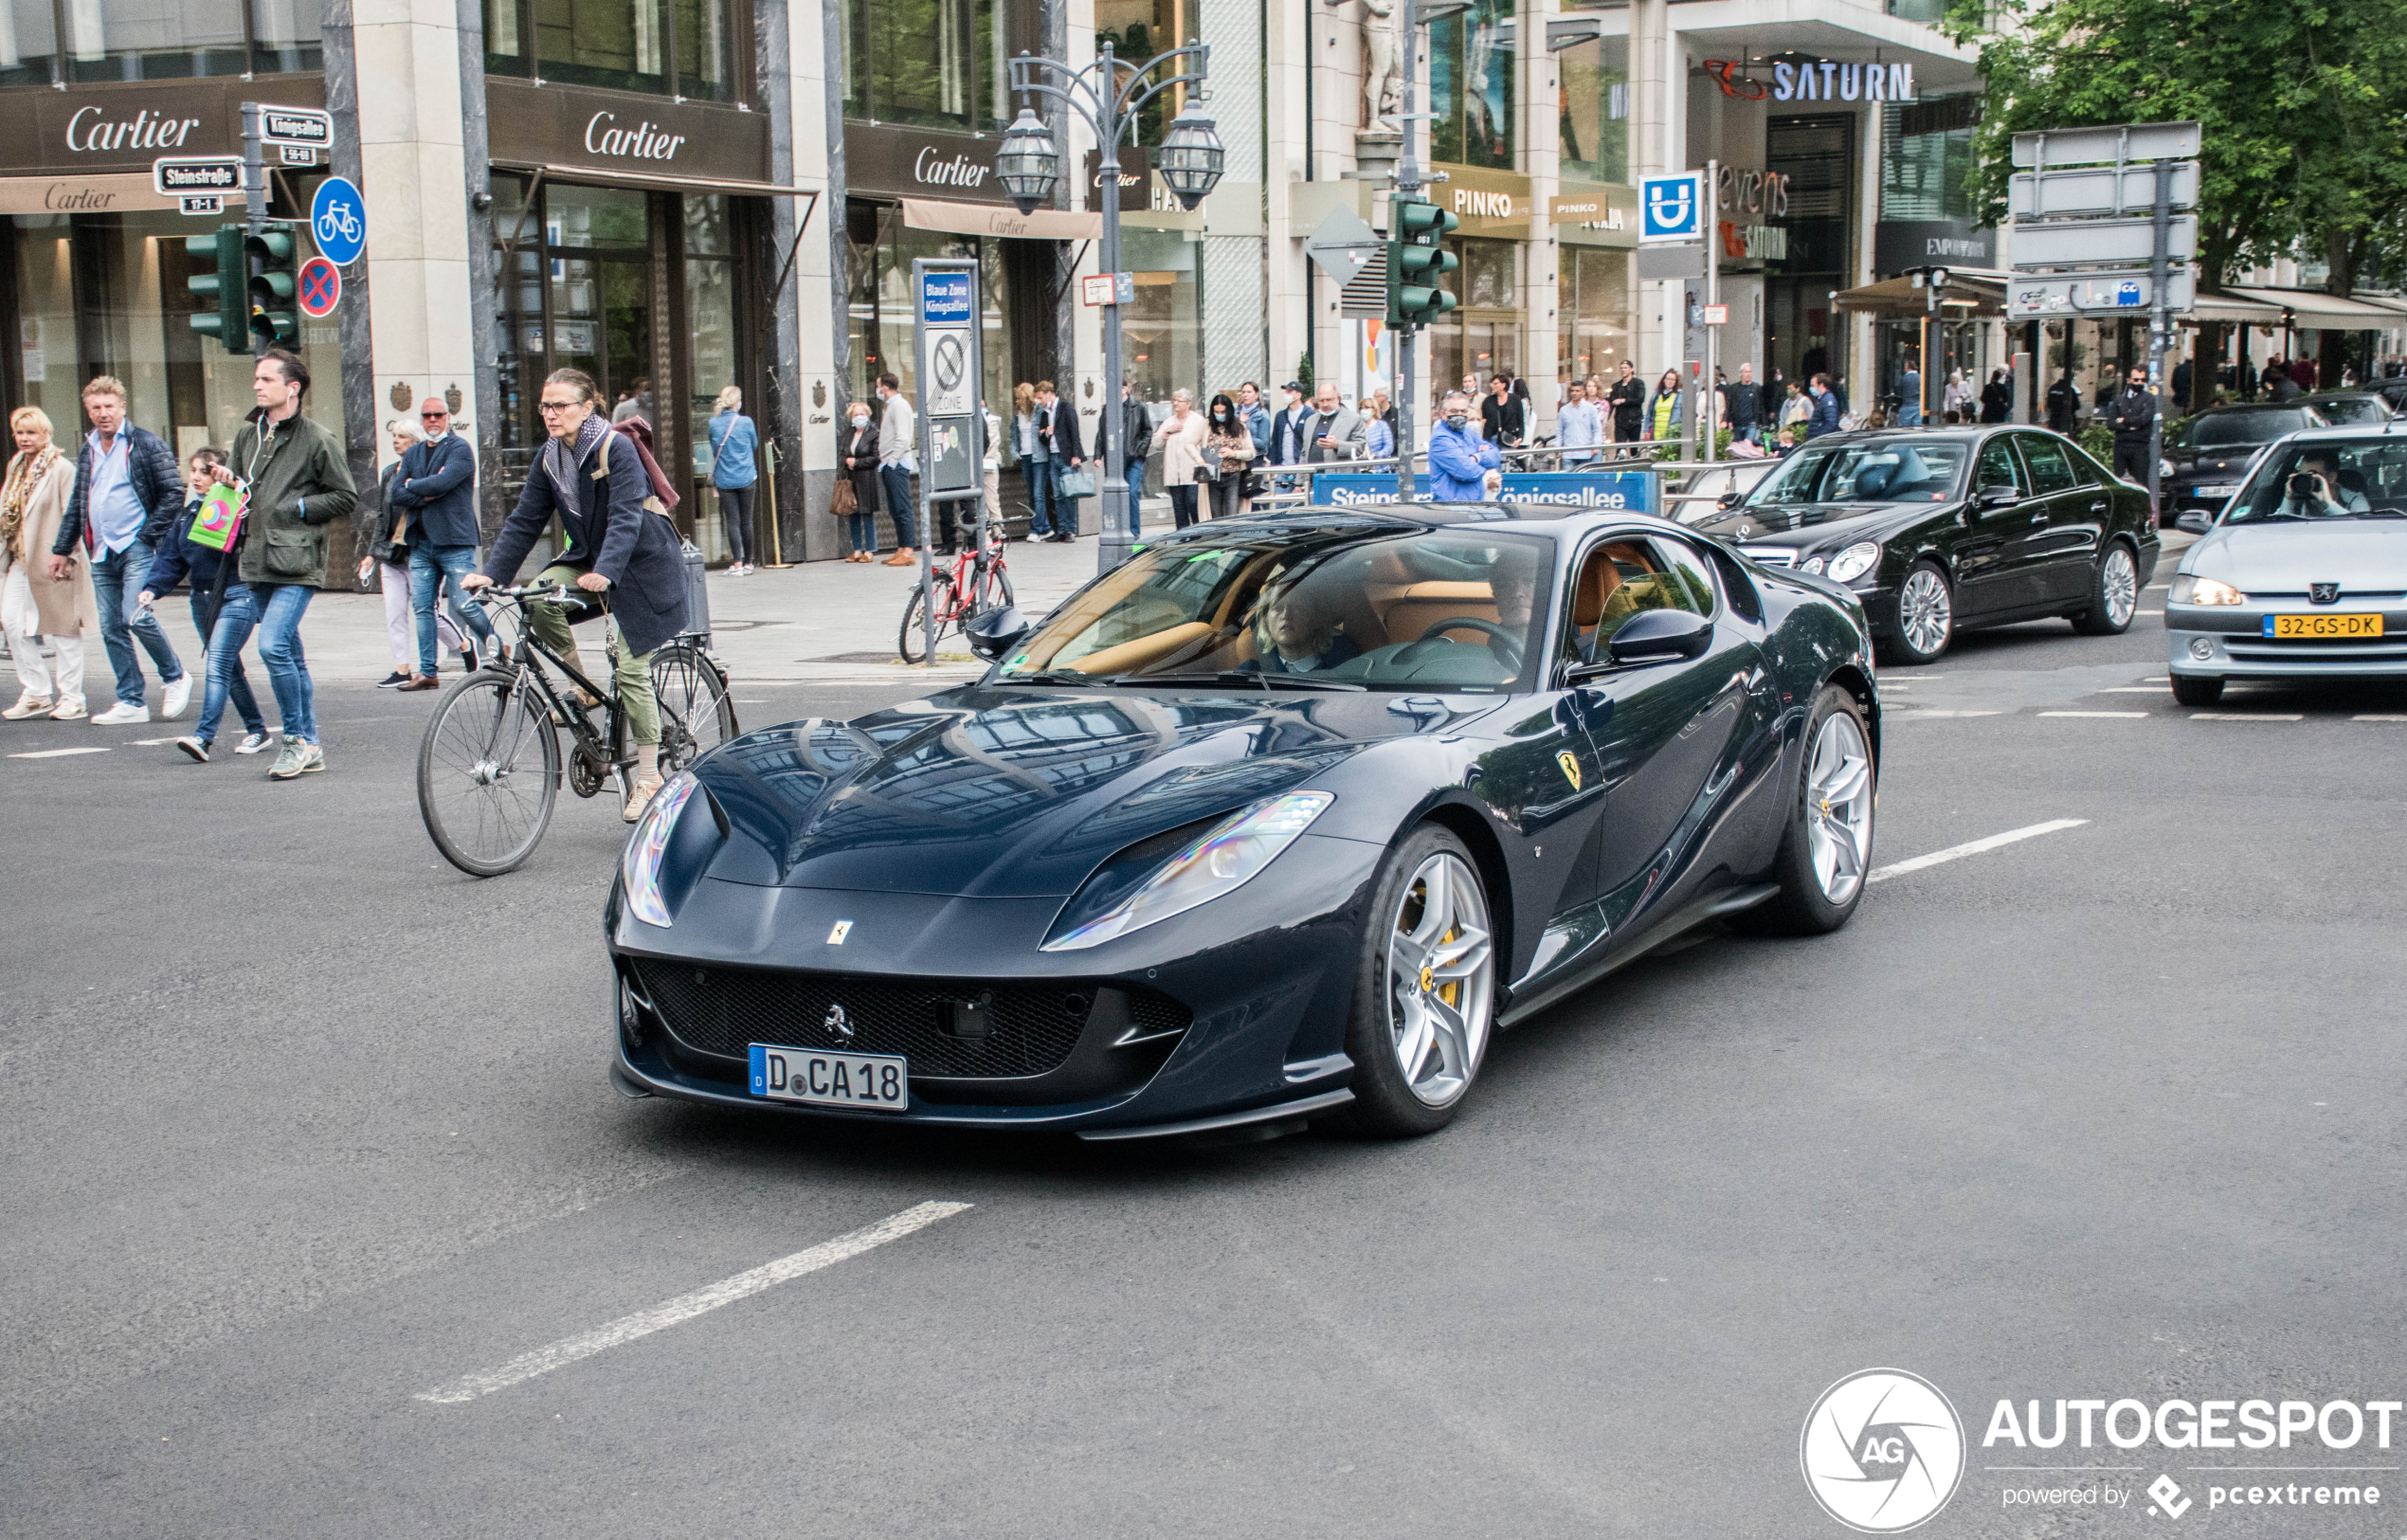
[{"x1": 607, "y1": 502, "x2": 1880, "y2": 1140}]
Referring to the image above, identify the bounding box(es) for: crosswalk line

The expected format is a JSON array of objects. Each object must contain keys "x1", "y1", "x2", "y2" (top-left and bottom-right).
[
  {"x1": 2353, "y1": 714, "x2": 2407, "y2": 722},
  {"x1": 2038, "y1": 710, "x2": 2148, "y2": 718},
  {"x1": 2190, "y1": 713, "x2": 2303, "y2": 721},
  {"x1": 1869, "y1": 818, "x2": 2090, "y2": 884},
  {"x1": 9, "y1": 746, "x2": 109, "y2": 759},
  {"x1": 2097, "y1": 687, "x2": 2165, "y2": 693}
]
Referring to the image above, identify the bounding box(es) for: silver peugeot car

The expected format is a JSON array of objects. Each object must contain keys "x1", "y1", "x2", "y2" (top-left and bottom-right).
[{"x1": 2167, "y1": 424, "x2": 2407, "y2": 705}]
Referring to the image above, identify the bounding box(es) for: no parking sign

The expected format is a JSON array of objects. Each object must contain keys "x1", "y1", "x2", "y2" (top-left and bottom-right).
[{"x1": 298, "y1": 256, "x2": 341, "y2": 318}]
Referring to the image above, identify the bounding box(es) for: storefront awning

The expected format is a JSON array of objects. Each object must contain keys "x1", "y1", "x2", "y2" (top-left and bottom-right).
[
  {"x1": 1834, "y1": 273, "x2": 2008, "y2": 317},
  {"x1": 491, "y1": 159, "x2": 818, "y2": 200},
  {"x1": 2218, "y1": 285, "x2": 2407, "y2": 325},
  {"x1": 0, "y1": 172, "x2": 177, "y2": 215},
  {"x1": 901, "y1": 197, "x2": 1100, "y2": 241},
  {"x1": 2185, "y1": 290, "x2": 2289, "y2": 324}
]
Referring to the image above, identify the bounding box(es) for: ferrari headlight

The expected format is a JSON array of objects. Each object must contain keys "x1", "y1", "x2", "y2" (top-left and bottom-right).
[
  {"x1": 1798, "y1": 554, "x2": 1827, "y2": 575},
  {"x1": 2170, "y1": 573, "x2": 2245, "y2": 606},
  {"x1": 622, "y1": 772, "x2": 698, "y2": 927},
  {"x1": 1041, "y1": 791, "x2": 1333, "y2": 952},
  {"x1": 1825, "y1": 541, "x2": 1882, "y2": 584}
]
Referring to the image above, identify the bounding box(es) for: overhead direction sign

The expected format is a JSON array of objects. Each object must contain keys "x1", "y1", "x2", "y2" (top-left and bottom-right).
[
  {"x1": 1639, "y1": 172, "x2": 1705, "y2": 243},
  {"x1": 2010, "y1": 214, "x2": 2198, "y2": 271},
  {"x1": 2009, "y1": 269, "x2": 2196, "y2": 317},
  {"x1": 258, "y1": 105, "x2": 334, "y2": 150},
  {"x1": 2010, "y1": 120, "x2": 2201, "y2": 168},
  {"x1": 2010, "y1": 161, "x2": 2198, "y2": 220}
]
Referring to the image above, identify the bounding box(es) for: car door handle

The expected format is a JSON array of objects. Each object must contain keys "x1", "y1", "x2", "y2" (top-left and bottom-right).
[
  {"x1": 2030, "y1": 512, "x2": 2050, "y2": 524},
  {"x1": 2089, "y1": 501, "x2": 2107, "y2": 513}
]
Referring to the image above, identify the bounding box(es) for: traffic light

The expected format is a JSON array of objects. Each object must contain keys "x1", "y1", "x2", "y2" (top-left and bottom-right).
[
  {"x1": 1387, "y1": 194, "x2": 1459, "y2": 330},
  {"x1": 186, "y1": 226, "x2": 250, "y2": 355},
  {"x1": 246, "y1": 222, "x2": 299, "y2": 349}
]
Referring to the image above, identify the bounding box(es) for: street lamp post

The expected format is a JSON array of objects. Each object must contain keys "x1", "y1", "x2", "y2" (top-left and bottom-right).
[{"x1": 1001, "y1": 42, "x2": 1224, "y2": 575}]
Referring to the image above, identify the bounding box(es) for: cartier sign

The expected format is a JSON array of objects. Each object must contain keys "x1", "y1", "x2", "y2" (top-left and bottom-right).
[
  {"x1": 845, "y1": 123, "x2": 1019, "y2": 207},
  {"x1": 0, "y1": 77, "x2": 324, "y2": 176},
  {"x1": 486, "y1": 78, "x2": 768, "y2": 185}
]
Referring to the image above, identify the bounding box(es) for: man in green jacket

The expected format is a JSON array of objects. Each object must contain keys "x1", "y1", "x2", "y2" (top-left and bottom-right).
[{"x1": 199, "y1": 349, "x2": 357, "y2": 779}]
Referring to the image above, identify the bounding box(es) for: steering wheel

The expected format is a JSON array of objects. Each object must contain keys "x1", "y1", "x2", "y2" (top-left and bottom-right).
[{"x1": 1396, "y1": 616, "x2": 1522, "y2": 673}]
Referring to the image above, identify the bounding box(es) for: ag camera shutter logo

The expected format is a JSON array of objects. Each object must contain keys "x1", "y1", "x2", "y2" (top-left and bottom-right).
[{"x1": 1801, "y1": 1368, "x2": 1966, "y2": 1532}]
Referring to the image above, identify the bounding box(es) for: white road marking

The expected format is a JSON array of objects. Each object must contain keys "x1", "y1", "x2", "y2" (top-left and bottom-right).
[
  {"x1": 9, "y1": 746, "x2": 109, "y2": 759},
  {"x1": 2191, "y1": 713, "x2": 2303, "y2": 721},
  {"x1": 1869, "y1": 819, "x2": 2090, "y2": 885},
  {"x1": 1889, "y1": 709, "x2": 2001, "y2": 718},
  {"x1": 2354, "y1": 714, "x2": 2407, "y2": 722},
  {"x1": 2038, "y1": 710, "x2": 2148, "y2": 718},
  {"x1": 414, "y1": 1201, "x2": 971, "y2": 1405},
  {"x1": 2136, "y1": 607, "x2": 2163, "y2": 615},
  {"x1": 2097, "y1": 687, "x2": 2166, "y2": 693},
  {"x1": 127, "y1": 736, "x2": 179, "y2": 745}
]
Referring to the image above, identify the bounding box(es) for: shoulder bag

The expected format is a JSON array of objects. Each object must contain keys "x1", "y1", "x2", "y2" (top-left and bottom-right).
[{"x1": 829, "y1": 476, "x2": 857, "y2": 517}]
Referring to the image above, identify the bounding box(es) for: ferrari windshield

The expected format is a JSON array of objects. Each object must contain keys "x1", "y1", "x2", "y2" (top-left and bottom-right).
[
  {"x1": 2225, "y1": 439, "x2": 2407, "y2": 523},
  {"x1": 1743, "y1": 439, "x2": 1971, "y2": 506},
  {"x1": 995, "y1": 523, "x2": 1557, "y2": 693}
]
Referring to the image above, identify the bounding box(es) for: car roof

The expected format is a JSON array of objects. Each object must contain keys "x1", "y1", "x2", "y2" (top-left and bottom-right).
[
  {"x1": 2195, "y1": 401, "x2": 2316, "y2": 415},
  {"x1": 2305, "y1": 390, "x2": 2387, "y2": 404},
  {"x1": 1203, "y1": 502, "x2": 1691, "y2": 539}
]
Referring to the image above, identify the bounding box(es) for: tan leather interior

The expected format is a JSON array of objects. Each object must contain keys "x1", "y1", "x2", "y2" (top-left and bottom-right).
[
  {"x1": 1372, "y1": 579, "x2": 1498, "y2": 644},
  {"x1": 1068, "y1": 621, "x2": 1217, "y2": 675},
  {"x1": 1573, "y1": 555, "x2": 1625, "y2": 627}
]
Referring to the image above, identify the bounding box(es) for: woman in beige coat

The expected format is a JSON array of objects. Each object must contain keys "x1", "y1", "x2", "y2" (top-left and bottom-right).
[
  {"x1": 0, "y1": 406, "x2": 97, "y2": 719},
  {"x1": 1148, "y1": 389, "x2": 1211, "y2": 530}
]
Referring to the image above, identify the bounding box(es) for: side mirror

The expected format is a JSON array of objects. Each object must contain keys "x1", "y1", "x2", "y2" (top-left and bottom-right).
[
  {"x1": 2176, "y1": 511, "x2": 2213, "y2": 534},
  {"x1": 964, "y1": 605, "x2": 1033, "y2": 662},
  {"x1": 1605, "y1": 607, "x2": 1714, "y2": 666},
  {"x1": 1717, "y1": 491, "x2": 1743, "y2": 511},
  {"x1": 1976, "y1": 483, "x2": 2021, "y2": 508}
]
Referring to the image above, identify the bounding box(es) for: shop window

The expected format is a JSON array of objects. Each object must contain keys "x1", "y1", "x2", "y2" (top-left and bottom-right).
[
  {"x1": 1095, "y1": 0, "x2": 1198, "y2": 150},
  {"x1": 535, "y1": 0, "x2": 666, "y2": 96},
  {"x1": 1557, "y1": 31, "x2": 1628, "y2": 186},
  {"x1": 491, "y1": 0, "x2": 739, "y2": 97},
  {"x1": 65, "y1": 0, "x2": 247, "y2": 82},
  {"x1": 1448, "y1": 237, "x2": 1516, "y2": 309},
  {"x1": 1118, "y1": 226, "x2": 1199, "y2": 405},
  {"x1": 1558, "y1": 245, "x2": 1630, "y2": 384},
  {"x1": 483, "y1": 0, "x2": 523, "y2": 74},
  {"x1": 674, "y1": 0, "x2": 734, "y2": 101},
  {"x1": 1428, "y1": 0, "x2": 1513, "y2": 172},
  {"x1": 0, "y1": 0, "x2": 59, "y2": 87},
  {"x1": 247, "y1": 0, "x2": 317, "y2": 74},
  {"x1": 841, "y1": 0, "x2": 1004, "y2": 133},
  {"x1": 1880, "y1": 96, "x2": 1979, "y2": 225}
]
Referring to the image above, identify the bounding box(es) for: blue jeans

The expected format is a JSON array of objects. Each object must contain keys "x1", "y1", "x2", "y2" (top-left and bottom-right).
[
  {"x1": 409, "y1": 542, "x2": 495, "y2": 676},
  {"x1": 189, "y1": 588, "x2": 265, "y2": 740},
  {"x1": 1022, "y1": 458, "x2": 1056, "y2": 537},
  {"x1": 93, "y1": 538, "x2": 185, "y2": 708},
  {"x1": 878, "y1": 464, "x2": 917, "y2": 550},
  {"x1": 210, "y1": 583, "x2": 317, "y2": 744},
  {"x1": 1123, "y1": 462, "x2": 1146, "y2": 534},
  {"x1": 1052, "y1": 468, "x2": 1081, "y2": 537},
  {"x1": 846, "y1": 509, "x2": 877, "y2": 553}
]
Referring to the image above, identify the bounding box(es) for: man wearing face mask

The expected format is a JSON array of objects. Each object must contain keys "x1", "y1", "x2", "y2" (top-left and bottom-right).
[{"x1": 1428, "y1": 390, "x2": 1501, "y2": 500}]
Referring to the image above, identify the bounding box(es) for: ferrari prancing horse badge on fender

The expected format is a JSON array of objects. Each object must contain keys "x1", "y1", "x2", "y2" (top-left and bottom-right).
[{"x1": 1556, "y1": 751, "x2": 1582, "y2": 791}]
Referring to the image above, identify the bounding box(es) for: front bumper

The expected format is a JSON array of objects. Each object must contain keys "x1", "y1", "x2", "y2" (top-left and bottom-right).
[
  {"x1": 606, "y1": 832, "x2": 1388, "y2": 1135},
  {"x1": 2166, "y1": 601, "x2": 2407, "y2": 678}
]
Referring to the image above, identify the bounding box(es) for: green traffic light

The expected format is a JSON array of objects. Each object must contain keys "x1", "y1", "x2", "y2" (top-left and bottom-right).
[
  {"x1": 244, "y1": 221, "x2": 300, "y2": 350},
  {"x1": 1385, "y1": 194, "x2": 1462, "y2": 329},
  {"x1": 186, "y1": 226, "x2": 250, "y2": 355}
]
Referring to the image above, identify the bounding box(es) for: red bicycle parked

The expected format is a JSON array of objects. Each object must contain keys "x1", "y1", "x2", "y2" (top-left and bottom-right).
[{"x1": 898, "y1": 521, "x2": 1015, "y2": 663}]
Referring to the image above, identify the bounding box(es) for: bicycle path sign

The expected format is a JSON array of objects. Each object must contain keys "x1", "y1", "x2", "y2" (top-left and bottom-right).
[{"x1": 310, "y1": 176, "x2": 366, "y2": 265}]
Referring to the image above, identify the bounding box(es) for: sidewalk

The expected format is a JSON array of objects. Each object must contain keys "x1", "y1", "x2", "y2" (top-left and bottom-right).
[{"x1": 51, "y1": 531, "x2": 1115, "y2": 703}]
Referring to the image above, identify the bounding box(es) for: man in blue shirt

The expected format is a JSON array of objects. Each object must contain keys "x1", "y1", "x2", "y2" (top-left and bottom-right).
[
  {"x1": 1555, "y1": 379, "x2": 1604, "y2": 467},
  {"x1": 50, "y1": 376, "x2": 187, "y2": 724}
]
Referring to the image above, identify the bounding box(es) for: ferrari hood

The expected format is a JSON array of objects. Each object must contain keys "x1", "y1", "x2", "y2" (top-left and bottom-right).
[{"x1": 687, "y1": 686, "x2": 1414, "y2": 897}]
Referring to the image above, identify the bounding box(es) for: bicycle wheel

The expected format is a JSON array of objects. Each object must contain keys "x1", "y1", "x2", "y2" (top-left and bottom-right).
[
  {"x1": 652, "y1": 641, "x2": 737, "y2": 774},
  {"x1": 898, "y1": 584, "x2": 937, "y2": 664},
  {"x1": 417, "y1": 671, "x2": 560, "y2": 877},
  {"x1": 969, "y1": 562, "x2": 1015, "y2": 617}
]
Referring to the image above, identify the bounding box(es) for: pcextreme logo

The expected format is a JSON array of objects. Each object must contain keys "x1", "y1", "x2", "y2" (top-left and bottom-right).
[{"x1": 1801, "y1": 1368, "x2": 1967, "y2": 1532}]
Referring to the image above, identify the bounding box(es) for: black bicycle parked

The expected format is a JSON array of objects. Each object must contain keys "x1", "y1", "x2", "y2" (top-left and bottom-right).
[{"x1": 416, "y1": 584, "x2": 737, "y2": 877}]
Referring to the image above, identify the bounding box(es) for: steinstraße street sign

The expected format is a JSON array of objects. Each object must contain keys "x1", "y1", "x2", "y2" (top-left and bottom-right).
[{"x1": 154, "y1": 155, "x2": 241, "y2": 216}]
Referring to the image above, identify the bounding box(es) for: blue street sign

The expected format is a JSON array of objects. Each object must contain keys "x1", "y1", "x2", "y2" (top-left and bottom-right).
[
  {"x1": 1639, "y1": 173, "x2": 1703, "y2": 243},
  {"x1": 918, "y1": 269, "x2": 974, "y2": 325},
  {"x1": 1310, "y1": 472, "x2": 1660, "y2": 516},
  {"x1": 310, "y1": 176, "x2": 366, "y2": 265}
]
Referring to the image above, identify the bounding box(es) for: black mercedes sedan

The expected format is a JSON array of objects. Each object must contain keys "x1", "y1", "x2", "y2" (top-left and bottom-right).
[
  {"x1": 606, "y1": 505, "x2": 1880, "y2": 1142},
  {"x1": 1691, "y1": 426, "x2": 2160, "y2": 664},
  {"x1": 2163, "y1": 402, "x2": 2326, "y2": 524}
]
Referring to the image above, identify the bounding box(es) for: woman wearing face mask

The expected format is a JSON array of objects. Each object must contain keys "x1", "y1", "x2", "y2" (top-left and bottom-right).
[
  {"x1": 1201, "y1": 392, "x2": 1257, "y2": 521},
  {"x1": 838, "y1": 397, "x2": 880, "y2": 562},
  {"x1": 1645, "y1": 369, "x2": 1683, "y2": 443}
]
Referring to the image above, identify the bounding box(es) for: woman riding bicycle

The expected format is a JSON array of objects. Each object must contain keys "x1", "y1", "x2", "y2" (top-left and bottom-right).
[{"x1": 462, "y1": 367, "x2": 688, "y2": 821}]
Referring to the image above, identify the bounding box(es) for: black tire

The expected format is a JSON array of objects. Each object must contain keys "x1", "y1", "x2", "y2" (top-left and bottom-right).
[
  {"x1": 650, "y1": 641, "x2": 737, "y2": 775},
  {"x1": 2171, "y1": 674, "x2": 2224, "y2": 706},
  {"x1": 417, "y1": 672, "x2": 560, "y2": 878},
  {"x1": 1334, "y1": 824, "x2": 1500, "y2": 1138},
  {"x1": 898, "y1": 585, "x2": 936, "y2": 664},
  {"x1": 971, "y1": 563, "x2": 1015, "y2": 617},
  {"x1": 1734, "y1": 684, "x2": 1875, "y2": 936},
  {"x1": 1879, "y1": 559, "x2": 1953, "y2": 666},
  {"x1": 2072, "y1": 541, "x2": 2141, "y2": 635}
]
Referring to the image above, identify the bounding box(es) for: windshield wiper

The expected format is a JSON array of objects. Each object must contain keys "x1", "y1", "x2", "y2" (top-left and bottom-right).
[
  {"x1": 991, "y1": 668, "x2": 1101, "y2": 686},
  {"x1": 1113, "y1": 671, "x2": 1366, "y2": 693}
]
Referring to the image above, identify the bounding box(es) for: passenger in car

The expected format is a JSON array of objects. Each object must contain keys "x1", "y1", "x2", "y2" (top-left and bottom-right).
[{"x1": 1250, "y1": 582, "x2": 1363, "y2": 674}]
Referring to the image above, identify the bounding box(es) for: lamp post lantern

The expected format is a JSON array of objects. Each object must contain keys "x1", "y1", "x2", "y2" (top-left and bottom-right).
[{"x1": 1004, "y1": 41, "x2": 1222, "y2": 573}]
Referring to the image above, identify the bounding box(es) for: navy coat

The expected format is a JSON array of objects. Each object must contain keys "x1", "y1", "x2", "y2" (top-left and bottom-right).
[
  {"x1": 483, "y1": 428, "x2": 689, "y2": 659},
  {"x1": 389, "y1": 432, "x2": 480, "y2": 548}
]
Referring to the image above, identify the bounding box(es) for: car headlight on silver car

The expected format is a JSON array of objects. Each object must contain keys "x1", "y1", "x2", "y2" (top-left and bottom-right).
[
  {"x1": 1825, "y1": 541, "x2": 1882, "y2": 584},
  {"x1": 2170, "y1": 573, "x2": 2245, "y2": 606},
  {"x1": 1041, "y1": 791, "x2": 1333, "y2": 952},
  {"x1": 622, "y1": 772, "x2": 698, "y2": 927}
]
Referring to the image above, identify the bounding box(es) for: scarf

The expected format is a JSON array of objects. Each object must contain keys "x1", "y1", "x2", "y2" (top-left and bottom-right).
[
  {"x1": 542, "y1": 410, "x2": 608, "y2": 510},
  {"x1": 613, "y1": 415, "x2": 681, "y2": 511},
  {"x1": 0, "y1": 443, "x2": 60, "y2": 562}
]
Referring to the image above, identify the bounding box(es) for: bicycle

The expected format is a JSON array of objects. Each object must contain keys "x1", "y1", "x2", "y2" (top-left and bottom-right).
[
  {"x1": 897, "y1": 517, "x2": 1014, "y2": 663},
  {"x1": 416, "y1": 583, "x2": 738, "y2": 877}
]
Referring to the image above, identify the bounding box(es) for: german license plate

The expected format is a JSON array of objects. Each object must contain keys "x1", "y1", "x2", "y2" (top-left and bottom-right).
[
  {"x1": 2265, "y1": 613, "x2": 2383, "y2": 639},
  {"x1": 748, "y1": 1043, "x2": 908, "y2": 1111}
]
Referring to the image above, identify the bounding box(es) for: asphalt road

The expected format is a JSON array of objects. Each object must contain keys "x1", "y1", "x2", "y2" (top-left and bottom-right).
[{"x1": 6, "y1": 584, "x2": 2406, "y2": 1538}]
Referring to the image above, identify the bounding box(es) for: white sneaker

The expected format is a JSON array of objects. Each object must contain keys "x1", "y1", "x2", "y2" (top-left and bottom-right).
[
  {"x1": 161, "y1": 674, "x2": 192, "y2": 720},
  {"x1": 48, "y1": 697, "x2": 86, "y2": 720},
  {"x1": 1, "y1": 693, "x2": 53, "y2": 720},
  {"x1": 91, "y1": 701, "x2": 150, "y2": 725}
]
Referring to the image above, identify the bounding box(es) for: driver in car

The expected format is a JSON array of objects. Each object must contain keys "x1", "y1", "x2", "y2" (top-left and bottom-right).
[
  {"x1": 1252, "y1": 581, "x2": 1362, "y2": 674},
  {"x1": 2283, "y1": 452, "x2": 2372, "y2": 517}
]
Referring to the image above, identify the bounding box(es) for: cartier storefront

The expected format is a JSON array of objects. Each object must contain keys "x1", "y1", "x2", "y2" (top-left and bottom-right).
[{"x1": 0, "y1": 75, "x2": 345, "y2": 464}]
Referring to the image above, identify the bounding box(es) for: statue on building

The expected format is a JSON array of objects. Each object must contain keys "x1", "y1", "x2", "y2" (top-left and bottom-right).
[{"x1": 1359, "y1": 0, "x2": 1402, "y2": 129}]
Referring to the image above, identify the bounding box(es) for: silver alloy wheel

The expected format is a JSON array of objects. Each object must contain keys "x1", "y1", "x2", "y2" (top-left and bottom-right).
[
  {"x1": 1805, "y1": 711, "x2": 1875, "y2": 904},
  {"x1": 2100, "y1": 546, "x2": 2138, "y2": 626},
  {"x1": 1898, "y1": 567, "x2": 1952, "y2": 657},
  {"x1": 1384, "y1": 851, "x2": 1496, "y2": 1108}
]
